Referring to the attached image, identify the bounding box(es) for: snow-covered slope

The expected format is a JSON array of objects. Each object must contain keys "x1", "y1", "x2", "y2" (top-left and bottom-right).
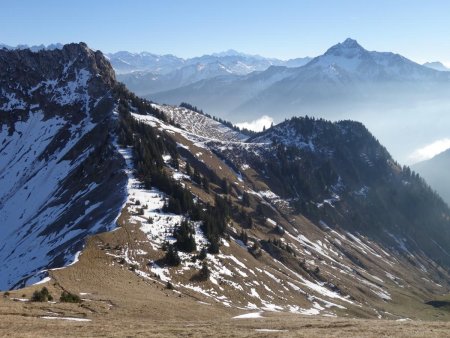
[
  {"x1": 106, "y1": 51, "x2": 185, "y2": 75},
  {"x1": 152, "y1": 104, "x2": 248, "y2": 142},
  {"x1": 302, "y1": 38, "x2": 446, "y2": 81},
  {"x1": 117, "y1": 62, "x2": 236, "y2": 96},
  {"x1": 0, "y1": 44, "x2": 127, "y2": 289}
]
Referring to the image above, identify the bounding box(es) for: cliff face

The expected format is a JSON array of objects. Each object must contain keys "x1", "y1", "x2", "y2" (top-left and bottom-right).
[
  {"x1": 0, "y1": 43, "x2": 126, "y2": 290},
  {"x1": 0, "y1": 43, "x2": 116, "y2": 123}
]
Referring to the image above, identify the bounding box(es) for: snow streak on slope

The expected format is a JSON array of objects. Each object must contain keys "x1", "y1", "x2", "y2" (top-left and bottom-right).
[
  {"x1": 115, "y1": 143, "x2": 218, "y2": 286},
  {"x1": 117, "y1": 146, "x2": 186, "y2": 249}
]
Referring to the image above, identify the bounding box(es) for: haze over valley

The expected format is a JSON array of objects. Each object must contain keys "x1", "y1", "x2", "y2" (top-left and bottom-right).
[{"x1": 108, "y1": 39, "x2": 450, "y2": 165}]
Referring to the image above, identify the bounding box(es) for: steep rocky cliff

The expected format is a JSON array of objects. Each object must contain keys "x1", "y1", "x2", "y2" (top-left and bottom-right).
[{"x1": 0, "y1": 43, "x2": 126, "y2": 289}]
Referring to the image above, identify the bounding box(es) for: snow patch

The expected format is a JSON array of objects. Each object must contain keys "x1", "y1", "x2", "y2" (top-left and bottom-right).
[{"x1": 233, "y1": 312, "x2": 263, "y2": 319}]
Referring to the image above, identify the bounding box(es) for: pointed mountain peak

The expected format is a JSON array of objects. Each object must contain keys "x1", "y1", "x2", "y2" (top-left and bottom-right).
[
  {"x1": 323, "y1": 38, "x2": 367, "y2": 58},
  {"x1": 341, "y1": 38, "x2": 362, "y2": 48}
]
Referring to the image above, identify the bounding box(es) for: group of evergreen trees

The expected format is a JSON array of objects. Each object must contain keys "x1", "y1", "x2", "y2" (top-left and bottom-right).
[
  {"x1": 242, "y1": 191, "x2": 251, "y2": 207},
  {"x1": 165, "y1": 244, "x2": 181, "y2": 266},
  {"x1": 187, "y1": 162, "x2": 210, "y2": 191},
  {"x1": 116, "y1": 86, "x2": 233, "y2": 258}
]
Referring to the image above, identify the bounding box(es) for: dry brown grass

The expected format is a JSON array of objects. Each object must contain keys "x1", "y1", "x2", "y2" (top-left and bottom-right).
[
  {"x1": 2, "y1": 303, "x2": 450, "y2": 337},
  {"x1": 2, "y1": 219, "x2": 450, "y2": 337}
]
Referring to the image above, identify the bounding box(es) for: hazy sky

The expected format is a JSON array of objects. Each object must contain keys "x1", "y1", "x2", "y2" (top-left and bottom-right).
[{"x1": 1, "y1": 0, "x2": 450, "y2": 64}]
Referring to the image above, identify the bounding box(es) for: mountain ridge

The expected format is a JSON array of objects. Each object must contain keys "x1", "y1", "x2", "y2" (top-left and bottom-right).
[
  {"x1": 112, "y1": 49, "x2": 312, "y2": 97},
  {"x1": 2, "y1": 43, "x2": 450, "y2": 327},
  {"x1": 107, "y1": 49, "x2": 312, "y2": 75}
]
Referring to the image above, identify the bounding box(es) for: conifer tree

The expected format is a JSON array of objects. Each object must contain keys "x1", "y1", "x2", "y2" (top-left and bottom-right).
[
  {"x1": 175, "y1": 219, "x2": 197, "y2": 252},
  {"x1": 199, "y1": 261, "x2": 210, "y2": 280},
  {"x1": 165, "y1": 244, "x2": 181, "y2": 266},
  {"x1": 193, "y1": 168, "x2": 202, "y2": 185},
  {"x1": 221, "y1": 178, "x2": 229, "y2": 194},
  {"x1": 186, "y1": 162, "x2": 192, "y2": 176},
  {"x1": 242, "y1": 192, "x2": 250, "y2": 207}
]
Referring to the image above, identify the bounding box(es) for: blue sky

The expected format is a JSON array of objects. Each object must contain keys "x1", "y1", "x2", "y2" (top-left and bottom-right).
[{"x1": 1, "y1": 0, "x2": 450, "y2": 63}]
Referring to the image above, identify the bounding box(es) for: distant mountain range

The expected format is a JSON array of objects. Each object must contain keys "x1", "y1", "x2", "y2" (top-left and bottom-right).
[
  {"x1": 107, "y1": 49, "x2": 311, "y2": 75},
  {"x1": 108, "y1": 49, "x2": 311, "y2": 96},
  {"x1": 147, "y1": 38, "x2": 450, "y2": 122},
  {"x1": 413, "y1": 148, "x2": 450, "y2": 206},
  {"x1": 0, "y1": 43, "x2": 64, "y2": 51}
]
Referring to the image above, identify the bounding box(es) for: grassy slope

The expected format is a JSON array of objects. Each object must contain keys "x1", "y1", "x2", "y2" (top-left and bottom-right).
[{"x1": 2, "y1": 215, "x2": 450, "y2": 337}]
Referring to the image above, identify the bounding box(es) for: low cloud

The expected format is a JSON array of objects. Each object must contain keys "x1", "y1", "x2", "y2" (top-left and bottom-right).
[
  {"x1": 236, "y1": 115, "x2": 273, "y2": 132},
  {"x1": 408, "y1": 138, "x2": 450, "y2": 164}
]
